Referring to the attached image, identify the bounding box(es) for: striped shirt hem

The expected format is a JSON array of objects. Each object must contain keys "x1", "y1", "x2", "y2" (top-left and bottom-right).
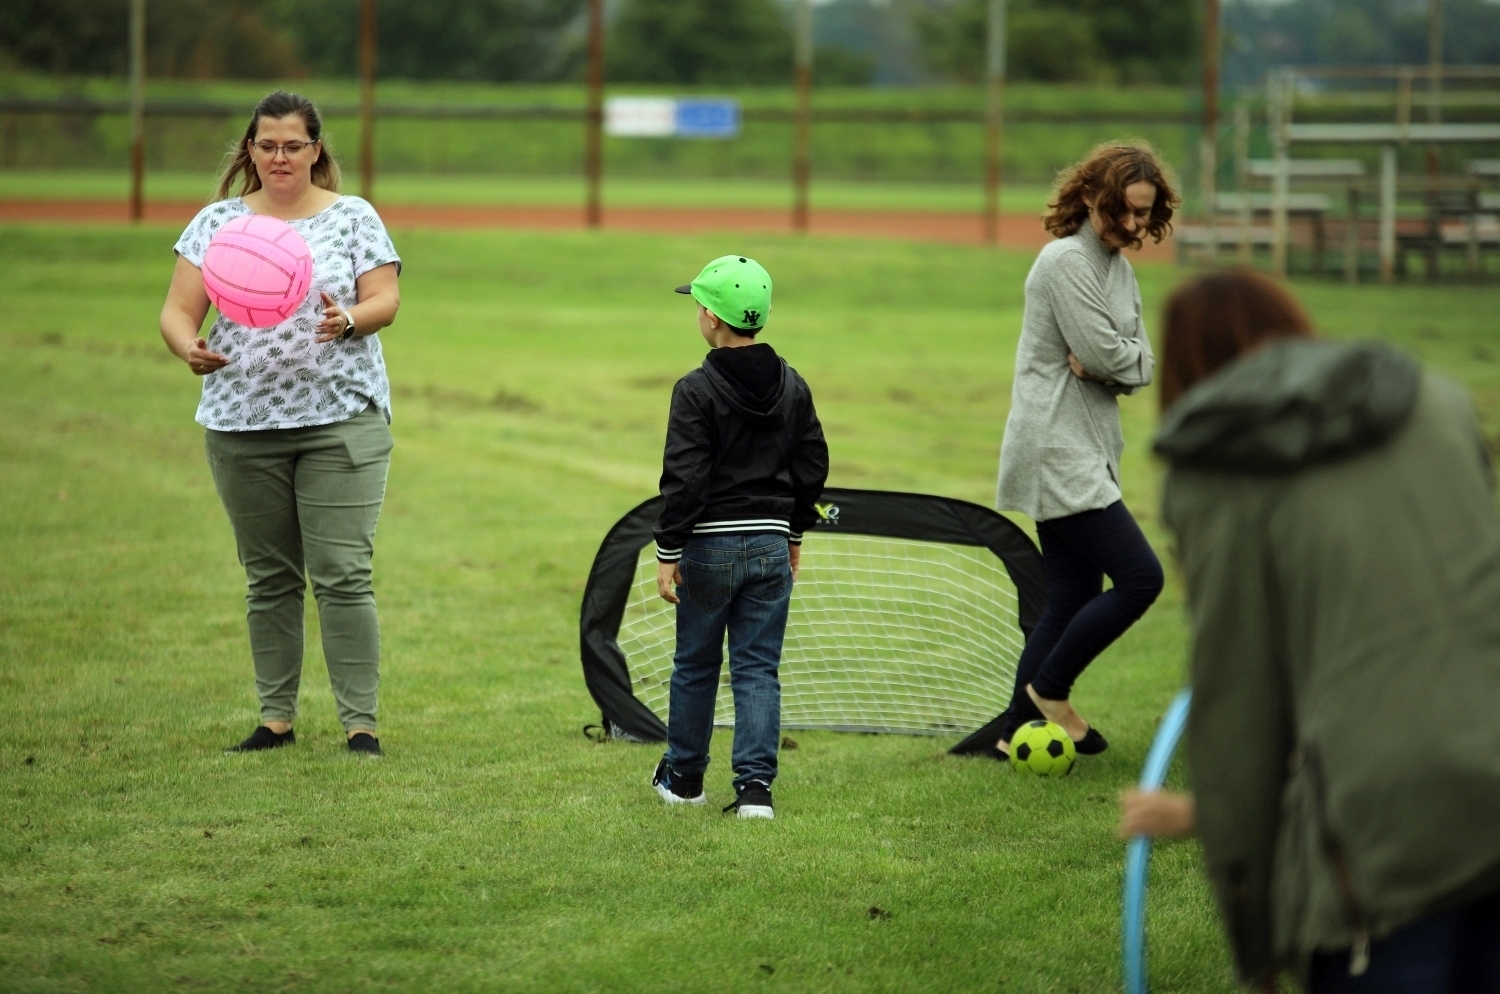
[
  {"x1": 656, "y1": 519, "x2": 796, "y2": 562},
  {"x1": 693, "y1": 518, "x2": 790, "y2": 535}
]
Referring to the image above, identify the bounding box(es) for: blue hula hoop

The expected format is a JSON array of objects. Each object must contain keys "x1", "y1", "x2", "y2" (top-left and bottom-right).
[{"x1": 1122, "y1": 689, "x2": 1193, "y2": 994}]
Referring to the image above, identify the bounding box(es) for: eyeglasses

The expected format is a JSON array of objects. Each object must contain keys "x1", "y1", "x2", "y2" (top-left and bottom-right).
[{"x1": 249, "y1": 139, "x2": 319, "y2": 156}]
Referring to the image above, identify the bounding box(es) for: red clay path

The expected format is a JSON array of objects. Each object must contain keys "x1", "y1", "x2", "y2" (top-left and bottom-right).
[{"x1": 0, "y1": 198, "x2": 1176, "y2": 262}]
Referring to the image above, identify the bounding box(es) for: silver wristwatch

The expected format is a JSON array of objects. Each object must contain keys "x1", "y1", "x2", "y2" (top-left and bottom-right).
[{"x1": 340, "y1": 312, "x2": 356, "y2": 341}]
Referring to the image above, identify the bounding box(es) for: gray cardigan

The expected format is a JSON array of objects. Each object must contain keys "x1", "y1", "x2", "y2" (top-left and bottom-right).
[{"x1": 996, "y1": 221, "x2": 1154, "y2": 522}]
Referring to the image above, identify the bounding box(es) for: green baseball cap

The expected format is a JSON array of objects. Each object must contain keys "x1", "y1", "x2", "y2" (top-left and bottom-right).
[{"x1": 675, "y1": 255, "x2": 772, "y2": 332}]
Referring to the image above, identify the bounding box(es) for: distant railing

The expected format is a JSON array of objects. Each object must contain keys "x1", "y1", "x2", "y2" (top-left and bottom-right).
[{"x1": 0, "y1": 96, "x2": 1200, "y2": 126}]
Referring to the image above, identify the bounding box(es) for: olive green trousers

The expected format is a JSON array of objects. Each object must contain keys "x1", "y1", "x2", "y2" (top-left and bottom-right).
[{"x1": 206, "y1": 406, "x2": 393, "y2": 732}]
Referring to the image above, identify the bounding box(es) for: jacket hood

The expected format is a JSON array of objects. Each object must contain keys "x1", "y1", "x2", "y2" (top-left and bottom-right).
[
  {"x1": 1154, "y1": 339, "x2": 1422, "y2": 473},
  {"x1": 702, "y1": 343, "x2": 788, "y2": 429}
]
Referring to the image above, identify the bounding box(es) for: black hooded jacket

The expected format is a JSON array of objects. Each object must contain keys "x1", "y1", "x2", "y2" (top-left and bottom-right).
[{"x1": 654, "y1": 342, "x2": 829, "y2": 562}]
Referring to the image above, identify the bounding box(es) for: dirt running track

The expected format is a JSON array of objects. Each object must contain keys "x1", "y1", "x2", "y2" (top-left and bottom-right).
[{"x1": 0, "y1": 198, "x2": 1176, "y2": 262}]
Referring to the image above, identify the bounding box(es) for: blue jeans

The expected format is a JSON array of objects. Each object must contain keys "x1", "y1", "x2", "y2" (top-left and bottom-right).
[
  {"x1": 1308, "y1": 890, "x2": 1500, "y2": 993},
  {"x1": 663, "y1": 533, "x2": 792, "y2": 790}
]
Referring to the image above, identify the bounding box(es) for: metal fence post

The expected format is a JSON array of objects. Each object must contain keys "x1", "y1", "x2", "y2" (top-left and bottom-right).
[
  {"x1": 1200, "y1": 0, "x2": 1221, "y2": 264},
  {"x1": 1345, "y1": 186, "x2": 1361, "y2": 284},
  {"x1": 792, "y1": 0, "x2": 812, "y2": 234},
  {"x1": 1234, "y1": 103, "x2": 1251, "y2": 264},
  {"x1": 982, "y1": 0, "x2": 1006, "y2": 247},
  {"x1": 1380, "y1": 142, "x2": 1397, "y2": 283},
  {"x1": 585, "y1": 0, "x2": 604, "y2": 229},
  {"x1": 359, "y1": 0, "x2": 376, "y2": 204},
  {"x1": 128, "y1": 0, "x2": 145, "y2": 223},
  {"x1": 1270, "y1": 72, "x2": 1290, "y2": 277}
]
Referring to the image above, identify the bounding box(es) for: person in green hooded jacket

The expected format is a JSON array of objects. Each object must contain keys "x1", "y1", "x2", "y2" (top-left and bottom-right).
[{"x1": 1139, "y1": 270, "x2": 1500, "y2": 992}]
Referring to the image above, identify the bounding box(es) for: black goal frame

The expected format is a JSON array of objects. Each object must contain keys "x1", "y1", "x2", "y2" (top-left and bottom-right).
[{"x1": 578, "y1": 488, "x2": 1046, "y2": 754}]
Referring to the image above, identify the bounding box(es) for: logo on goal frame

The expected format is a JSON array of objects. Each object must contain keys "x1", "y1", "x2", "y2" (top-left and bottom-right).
[{"x1": 815, "y1": 502, "x2": 840, "y2": 524}]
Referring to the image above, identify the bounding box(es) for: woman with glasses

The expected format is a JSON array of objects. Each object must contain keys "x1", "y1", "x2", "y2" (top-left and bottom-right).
[{"x1": 159, "y1": 90, "x2": 402, "y2": 757}]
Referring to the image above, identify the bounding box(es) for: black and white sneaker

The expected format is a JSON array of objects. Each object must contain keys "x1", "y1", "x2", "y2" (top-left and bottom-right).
[
  {"x1": 723, "y1": 779, "x2": 774, "y2": 820},
  {"x1": 652, "y1": 759, "x2": 706, "y2": 806},
  {"x1": 225, "y1": 726, "x2": 295, "y2": 753}
]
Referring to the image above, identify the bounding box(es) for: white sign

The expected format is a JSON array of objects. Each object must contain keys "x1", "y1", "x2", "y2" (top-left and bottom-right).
[
  {"x1": 604, "y1": 97, "x2": 742, "y2": 140},
  {"x1": 604, "y1": 97, "x2": 676, "y2": 138}
]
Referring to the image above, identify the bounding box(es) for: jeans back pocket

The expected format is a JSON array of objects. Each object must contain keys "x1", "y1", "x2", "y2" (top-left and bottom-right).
[
  {"x1": 681, "y1": 558, "x2": 734, "y2": 613},
  {"x1": 746, "y1": 554, "x2": 792, "y2": 604}
]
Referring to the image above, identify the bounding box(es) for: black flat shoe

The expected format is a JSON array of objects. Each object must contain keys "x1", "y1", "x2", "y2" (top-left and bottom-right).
[
  {"x1": 225, "y1": 726, "x2": 295, "y2": 753},
  {"x1": 347, "y1": 732, "x2": 382, "y2": 757},
  {"x1": 990, "y1": 712, "x2": 1026, "y2": 764},
  {"x1": 1074, "y1": 728, "x2": 1109, "y2": 755}
]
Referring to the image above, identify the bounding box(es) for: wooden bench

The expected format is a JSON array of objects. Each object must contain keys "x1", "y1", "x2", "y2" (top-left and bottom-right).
[{"x1": 1244, "y1": 160, "x2": 1366, "y2": 277}]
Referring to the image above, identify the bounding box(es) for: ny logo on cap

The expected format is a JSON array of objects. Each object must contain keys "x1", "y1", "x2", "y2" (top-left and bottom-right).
[{"x1": 743, "y1": 309, "x2": 761, "y2": 326}]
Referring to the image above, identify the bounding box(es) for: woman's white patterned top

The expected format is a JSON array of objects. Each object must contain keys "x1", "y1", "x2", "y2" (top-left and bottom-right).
[{"x1": 174, "y1": 195, "x2": 402, "y2": 432}]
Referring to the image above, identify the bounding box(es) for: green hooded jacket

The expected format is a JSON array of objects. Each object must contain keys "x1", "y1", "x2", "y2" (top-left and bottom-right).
[{"x1": 1155, "y1": 338, "x2": 1500, "y2": 983}]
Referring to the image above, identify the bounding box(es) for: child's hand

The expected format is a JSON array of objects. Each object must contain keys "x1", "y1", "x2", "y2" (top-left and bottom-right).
[
  {"x1": 656, "y1": 561, "x2": 682, "y2": 603},
  {"x1": 1117, "y1": 789, "x2": 1196, "y2": 839},
  {"x1": 790, "y1": 543, "x2": 801, "y2": 581}
]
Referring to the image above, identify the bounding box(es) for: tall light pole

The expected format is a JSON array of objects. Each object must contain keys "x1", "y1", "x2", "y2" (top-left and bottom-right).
[
  {"x1": 128, "y1": 0, "x2": 146, "y2": 223},
  {"x1": 359, "y1": 0, "x2": 376, "y2": 203},
  {"x1": 585, "y1": 0, "x2": 604, "y2": 229},
  {"x1": 792, "y1": 0, "x2": 813, "y2": 233},
  {"x1": 982, "y1": 0, "x2": 1006, "y2": 246},
  {"x1": 1200, "y1": 0, "x2": 1221, "y2": 262}
]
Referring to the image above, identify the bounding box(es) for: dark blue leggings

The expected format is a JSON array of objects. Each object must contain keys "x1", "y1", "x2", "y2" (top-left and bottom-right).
[{"x1": 1003, "y1": 501, "x2": 1163, "y2": 726}]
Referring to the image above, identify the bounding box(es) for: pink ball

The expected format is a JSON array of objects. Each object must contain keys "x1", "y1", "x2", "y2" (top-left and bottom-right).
[{"x1": 202, "y1": 214, "x2": 313, "y2": 329}]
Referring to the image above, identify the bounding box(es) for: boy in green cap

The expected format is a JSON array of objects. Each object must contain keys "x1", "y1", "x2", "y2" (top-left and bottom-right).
[{"x1": 651, "y1": 255, "x2": 829, "y2": 819}]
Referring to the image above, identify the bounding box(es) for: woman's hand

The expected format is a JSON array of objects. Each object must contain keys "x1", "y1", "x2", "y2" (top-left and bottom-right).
[
  {"x1": 160, "y1": 255, "x2": 226, "y2": 375},
  {"x1": 184, "y1": 337, "x2": 230, "y2": 376},
  {"x1": 1068, "y1": 352, "x2": 1098, "y2": 381},
  {"x1": 315, "y1": 263, "x2": 401, "y2": 345},
  {"x1": 1068, "y1": 352, "x2": 1120, "y2": 387},
  {"x1": 656, "y1": 561, "x2": 682, "y2": 603},
  {"x1": 315, "y1": 291, "x2": 353, "y2": 343},
  {"x1": 1117, "y1": 789, "x2": 1196, "y2": 838}
]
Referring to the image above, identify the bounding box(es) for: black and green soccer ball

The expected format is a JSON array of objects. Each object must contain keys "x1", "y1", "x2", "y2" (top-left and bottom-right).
[{"x1": 1009, "y1": 720, "x2": 1077, "y2": 777}]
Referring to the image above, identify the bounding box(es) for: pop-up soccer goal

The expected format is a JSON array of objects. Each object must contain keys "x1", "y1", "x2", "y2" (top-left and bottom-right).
[{"x1": 579, "y1": 488, "x2": 1046, "y2": 754}]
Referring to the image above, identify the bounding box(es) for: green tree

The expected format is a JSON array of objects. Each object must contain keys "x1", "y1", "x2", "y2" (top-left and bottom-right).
[
  {"x1": 912, "y1": 0, "x2": 1198, "y2": 84},
  {"x1": 607, "y1": 0, "x2": 793, "y2": 85},
  {"x1": 1223, "y1": 0, "x2": 1500, "y2": 83},
  {"x1": 269, "y1": 0, "x2": 581, "y2": 81},
  {"x1": 0, "y1": 0, "x2": 303, "y2": 78}
]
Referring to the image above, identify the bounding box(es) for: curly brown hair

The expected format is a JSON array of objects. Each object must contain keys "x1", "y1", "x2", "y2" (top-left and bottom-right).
[{"x1": 1043, "y1": 142, "x2": 1179, "y2": 249}]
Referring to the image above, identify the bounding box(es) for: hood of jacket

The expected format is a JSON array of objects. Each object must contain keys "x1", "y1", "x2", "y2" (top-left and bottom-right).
[
  {"x1": 1154, "y1": 338, "x2": 1422, "y2": 474},
  {"x1": 702, "y1": 342, "x2": 788, "y2": 429}
]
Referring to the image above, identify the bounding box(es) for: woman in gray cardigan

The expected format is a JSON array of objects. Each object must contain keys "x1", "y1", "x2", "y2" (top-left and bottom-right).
[{"x1": 994, "y1": 144, "x2": 1178, "y2": 760}]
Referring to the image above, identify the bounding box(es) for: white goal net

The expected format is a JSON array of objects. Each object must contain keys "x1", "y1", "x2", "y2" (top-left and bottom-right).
[{"x1": 616, "y1": 533, "x2": 1025, "y2": 735}]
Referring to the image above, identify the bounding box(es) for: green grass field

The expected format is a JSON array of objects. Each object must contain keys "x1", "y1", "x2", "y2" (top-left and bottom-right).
[
  {"x1": 0, "y1": 169, "x2": 1056, "y2": 216},
  {"x1": 2, "y1": 220, "x2": 1497, "y2": 993}
]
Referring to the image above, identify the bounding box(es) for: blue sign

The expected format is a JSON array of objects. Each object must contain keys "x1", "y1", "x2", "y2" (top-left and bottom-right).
[{"x1": 675, "y1": 99, "x2": 741, "y2": 139}]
